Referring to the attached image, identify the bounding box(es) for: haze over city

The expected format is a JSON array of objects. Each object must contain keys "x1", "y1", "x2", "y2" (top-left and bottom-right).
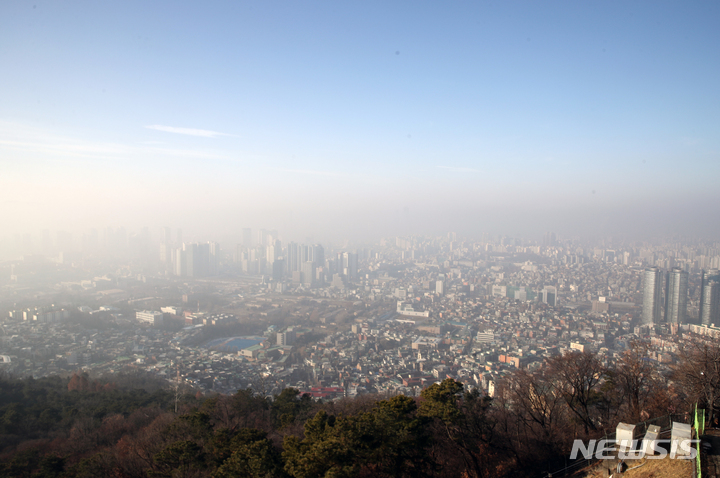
[
  {"x1": 2, "y1": 1, "x2": 720, "y2": 243},
  {"x1": 5, "y1": 4, "x2": 720, "y2": 477}
]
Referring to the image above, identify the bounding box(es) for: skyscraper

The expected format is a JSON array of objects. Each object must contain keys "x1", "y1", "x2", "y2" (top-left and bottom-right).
[
  {"x1": 301, "y1": 261, "x2": 316, "y2": 287},
  {"x1": 543, "y1": 232, "x2": 557, "y2": 248},
  {"x1": 343, "y1": 252, "x2": 358, "y2": 281},
  {"x1": 266, "y1": 240, "x2": 280, "y2": 276},
  {"x1": 174, "y1": 244, "x2": 192, "y2": 277},
  {"x1": 160, "y1": 226, "x2": 173, "y2": 267},
  {"x1": 700, "y1": 269, "x2": 720, "y2": 326},
  {"x1": 541, "y1": 286, "x2": 558, "y2": 307},
  {"x1": 272, "y1": 259, "x2": 285, "y2": 282},
  {"x1": 436, "y1": 278, "x2": 444, "y2": 295},
  {"x1": 664, "y1": 267, "x2": 688, "y2": 324},
  {"x1": 286, "y1": 242, "x2": 300, "y2": 274},
  {"x1": 285, "y1": 242, "x2": 323, "y2": 277},
  {"x1": 308, "y1": 244, "x2": 324, "y2": 266},
  {"x1": 208, "y1": 242, "x2": 220, "y2": 276},
  {"x1": 258, "y1": 229, "x2": 269, "y2": 247},
  {"x1": 195, "y1": 243, "x2": 210, "y2": 277},
  {"x1": 173, "y1": 242, "x2": 219, "y2": 278},
  {"x1": 642, "y1": 267, "x2": 663, "y2": 325}
]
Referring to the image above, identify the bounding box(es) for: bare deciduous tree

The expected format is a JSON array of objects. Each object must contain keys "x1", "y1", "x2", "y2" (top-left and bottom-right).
[
  {"x1": 546, "y1": 351, "x2": 605, "y2": 434},
  {"x1": 611, "y1": 340, "x2": 664, "y2": 422},
  {"x1": 673, "y1": 340, "x2": 720, "y2": 425}
]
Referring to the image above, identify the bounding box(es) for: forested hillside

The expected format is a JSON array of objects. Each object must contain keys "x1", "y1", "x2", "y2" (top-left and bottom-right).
[{"x1": 0, "y1": 341, "x2": 716, "y2": 477}]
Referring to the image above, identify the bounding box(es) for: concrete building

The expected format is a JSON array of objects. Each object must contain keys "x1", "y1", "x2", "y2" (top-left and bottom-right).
[
  {"x1": 277, "y1": 330, "x2": 296, "y2": 346},
  {"x1": 19, "y1": 308, "x2": 70, "y2": 323},
  {"x1": 664, "y1": 267, "x2": 688, "y2": 324},
  {"x1": 174, "y1": 242, "x2": 219, "y2": 278},
  {"x1": 343, "y1": 252, "x2": 358, "y2": 280},
  {"x1": 411, "y1": 336, "x2": 442, "y2": 350},
  {"x1": 136, "y1": 310, "x2": 164, "y2": 326},
  {"x1": 302, "y1": 261, "x2": 316, "y2": 287},
  {"x1": 642, "y1": 267, "x2": 663, "y2": 325},
  {"x1": 541, "y1": 286, "x2": 558, "y2": 307},
  {"x1": 700, "y1": 269, "x2": 720, "y2": 326}
]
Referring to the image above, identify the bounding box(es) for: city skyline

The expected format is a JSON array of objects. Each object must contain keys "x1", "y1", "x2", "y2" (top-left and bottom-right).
[{"x1": 2, "y1": 0, "x2": 720, "y2": 466}]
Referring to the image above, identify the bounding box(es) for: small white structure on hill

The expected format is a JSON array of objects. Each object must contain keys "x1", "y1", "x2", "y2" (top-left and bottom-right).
[
  {"x1": 616, "y1": 422, "x2": 637, "y2": 453},
  {"x1": 642, "y1": 425, "x2": 661, "y2": 456},
  {"x1": 670, "y1": 422, "x2": 693, "y2": 457}
]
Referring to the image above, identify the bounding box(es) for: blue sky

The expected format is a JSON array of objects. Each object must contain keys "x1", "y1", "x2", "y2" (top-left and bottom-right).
[{"x1": 1, "y1": 1, "x2": 719, "y2": 241}]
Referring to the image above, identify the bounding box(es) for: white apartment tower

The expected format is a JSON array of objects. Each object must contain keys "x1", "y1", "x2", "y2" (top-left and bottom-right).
[
  {"x1": 642, "y1": 267, "x2": 663, "y2": 325},
  {"x1": 701, "y1": 270, "x2": 720, "y2": 326},
  {"x1": 665, "y1": 267, "x2": 688, "y2": 324}
]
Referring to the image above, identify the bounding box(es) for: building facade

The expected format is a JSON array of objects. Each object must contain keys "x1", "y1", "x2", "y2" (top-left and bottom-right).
[
  {"x1": 136, "y1": 310, "x2": 164, "y2": 326},
  {"x1": 642, "y1": 267, "x2": 663, "y2": 325},
  {"x1": 665, "y1": 267, "x2": 688, "y2": 324},
  {"x1": 700, "y1": 269, "x2": 720, "y2": 326}
]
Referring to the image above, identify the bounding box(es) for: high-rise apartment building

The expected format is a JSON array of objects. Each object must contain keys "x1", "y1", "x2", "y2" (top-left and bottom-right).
[
  {"x1": 286, "y1": 242, "x2": 301, "y2": 274},
  {"x1": 343, "y1": 252, "x2": 358, "y2": 280},
  {"x1": 277, "y1": 329, "x2": 296, "y2": 346},
  {"x1": 543, "y1": 232, "x2": 557, "y2": 247},
  {"x1": 286, "y1": 242, "x2": 324, "y2": 275},
  {"x1": 272, "y1": 259, "x2": 285, "y2": 282},
  {"x1": 208, "y1": 242, "x2": 220, "y2": 276},
  {"x1": 174, "y1": 244, "x2": 189, "y2": 277},
  {"x1": 257, "y1": 229, "x2": 276, "y2": 247},
  {"x1": 195, "y1": 243, "x2": 210, "y2": 277},
  {"x1": 664, "y1": 267, "x2": 688, "y2": 324},
  {"x1": 700, "y1": 269, "x2": 720, "y2": 326},
  {"x1": 307, "y1": 244, "x2": 324, "y2": 265},
  {"x1": 642, "y1": 266, "x2": 663, "y2": 325},
  {"x1": 159, "y1": 242, "x2": 171, "y2": 265},
  {"x1": 541, "y1": 286, "x2": 558, "y2": 307},
  {"x1": 266, "y1": 242, "x2": 277, "y2": 265},
  {"x1": 161, "y1": 226, "x2": 172, "y2": 245},
  {"x1": 174, "y1": 242, "x2": 219, "y2": 278},
  {"x1": 436, "y1": 279, "x2": 444, "y2": 295},
  {"x1": 302, "y1": 261, "x2": 316, "y2": 287}
]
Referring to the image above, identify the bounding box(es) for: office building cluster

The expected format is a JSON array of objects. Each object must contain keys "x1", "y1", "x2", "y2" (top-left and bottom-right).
[
  {"x1": 700, "y1": 269, "x2": 720, "y2": 326},
  {"x1": 640, "y1": 266, "x2": 709, "y2": 326},
  {"x1": 234, "y1": 229, "x2": 360, "y2": 288}
]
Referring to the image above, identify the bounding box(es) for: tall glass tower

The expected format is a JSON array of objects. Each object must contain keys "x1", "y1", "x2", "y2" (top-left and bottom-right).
[
  {"x1": 642, "y1": 267, "x2": 663, "y2": 325},
  {"x1": 700, "y1": 269, "x2": 720, "y2": 326},
  {"x1": 664, "y1": 267, "x2": 688, "y2": 324}
]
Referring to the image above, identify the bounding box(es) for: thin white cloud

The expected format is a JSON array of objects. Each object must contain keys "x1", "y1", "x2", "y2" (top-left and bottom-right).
[
  {"x1": 145, "y1": 124, "x2": 232, "y2": 138},
  {"x1": 0, "y1": 138, "x2": 229, "y2": 161},
  {"x1": 0, "y1": 120, "x2": 230, "y2": 163},
  {"x1": 145, "y1": 147, "x2": 229, "y2": 160},
  {"x1": 437, "y1": 165, "x2": 483, "y2": 173},
  {"x1": 275, "y1": 168, "x2": 344, "y2": 177}
]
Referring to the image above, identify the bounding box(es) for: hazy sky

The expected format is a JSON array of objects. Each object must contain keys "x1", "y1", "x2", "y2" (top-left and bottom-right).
[{"x1": 2, "y1": 1, "x2": 719, "y2": 242}]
